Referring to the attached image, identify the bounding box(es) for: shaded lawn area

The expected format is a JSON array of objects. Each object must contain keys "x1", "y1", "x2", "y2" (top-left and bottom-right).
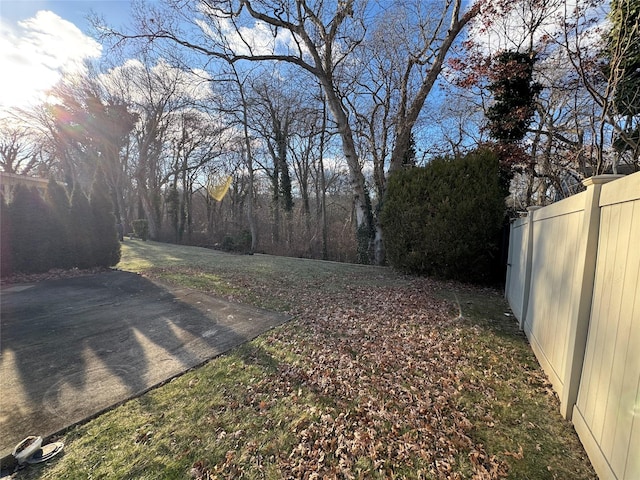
[{"x1": 17, "y1": 240, "x2": 596, "y2": 479}]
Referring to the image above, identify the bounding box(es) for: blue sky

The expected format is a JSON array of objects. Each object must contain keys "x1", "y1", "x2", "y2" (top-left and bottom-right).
[
  {"x1": 0, "y1": 0, "x2": 133, "y2": 32},
  {"x1": 0, "y1": 0, "x2": 138, "y2": 109}
]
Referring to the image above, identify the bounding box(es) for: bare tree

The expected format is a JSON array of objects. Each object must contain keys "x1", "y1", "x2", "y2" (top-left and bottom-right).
[
  {"x1": 226, "y1": 64, "x2": 260, "y2": 252},
  {"x1": 450, "y1": 0, "x2": 637, "y2": 206},
  {"x1": 100, "y1": 57, "x2": 215, "y2": 239},
  {"x1": 560, "y1": 0, "x2": 639, "y2": 173},
  {"x1": 245, "y1": 72, "x2": 298, "y2": 245},
  {"x1": 166, "y1": 110, "x2": 228, "y2": 242},
  {"x1": 98, "y1": 0, "x2": 371, "y2": 255},
  {"x1": 100, "y1": 0, "x2": 482, "y2": 263},
  {"x1": 0, "y1": 121, "x2": 39, "y2": 175},
  {"x1": 383, "y1": 0, "x2": 481, "y2": 174}
]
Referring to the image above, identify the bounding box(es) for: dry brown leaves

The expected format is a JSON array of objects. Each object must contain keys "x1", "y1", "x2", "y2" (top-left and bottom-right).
[
  {"x1": 7, "y1": 263, "x2": 513, "y2": 477},
  {"x1": 220, "y1": 277, "x2": 512, "y2": 479},
  {"x1": 0, "y1": 266, "x2": 111, "y2": 286}
]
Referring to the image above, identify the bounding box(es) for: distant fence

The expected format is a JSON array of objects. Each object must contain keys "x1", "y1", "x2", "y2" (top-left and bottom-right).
[{"x1": 505, "y1": 172, "x2": 640, "y2": 480}]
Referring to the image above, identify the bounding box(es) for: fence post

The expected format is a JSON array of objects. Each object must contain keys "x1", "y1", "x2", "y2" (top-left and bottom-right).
[
  {"x1": 505, "y1": 219, "x2": 515, "y2": 300},
  {"x1": 517, "y1": 206, "x2": 541, "y2": 331},
  {"x1": 560, "y1": 174, "x2": 622, "y2": 420}
]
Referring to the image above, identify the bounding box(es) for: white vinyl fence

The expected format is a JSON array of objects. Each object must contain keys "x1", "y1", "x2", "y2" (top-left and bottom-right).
[{"x1": 505, "y1": 172, "x2": 640, "y2": 480}]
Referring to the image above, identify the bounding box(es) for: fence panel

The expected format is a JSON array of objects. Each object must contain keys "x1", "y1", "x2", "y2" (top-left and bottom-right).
[
  {"x1": 505, "y1": 217, "x2": 528, "y2": 321},
  {"x1": 523, "y1": 193, "x2": 585, "y2": 398},
  {"x1": 572, "y1": 174, "x2": 640, "y2": 480},
  {"x1": 505, "y1": 172, "x2": 640, "y2": 480}
]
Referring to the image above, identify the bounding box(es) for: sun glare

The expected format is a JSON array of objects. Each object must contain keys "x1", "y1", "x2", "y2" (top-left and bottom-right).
[
  {"x1": 0, "y1": 64, "x2": 58, "y2": 111},
  {"x1": 0, "y1": 10, "x2": 101, "y2": 111}
]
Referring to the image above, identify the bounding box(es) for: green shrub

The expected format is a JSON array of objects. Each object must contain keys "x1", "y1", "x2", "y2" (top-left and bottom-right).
[
  {"x1": 381, "y1": 148, "x2": 508, "y2": 284},
  {"x1": 45, "y1": 178, "x2": 74, "y2": 269},
  {"x1": 1, "y1": 177, "x2": 122, "y2": 276},
  {"x1": 221, "y1": 235, "x2": 235, "y2": 251},
  {"x1": 90, "y1": 169, "x2": 121, "y2": 267},
  {"x1": 69, "y1": 187, "x2": 94, "y2": 269},
  {"x1": 7, "y1": 184, "x2": 56, "y2": 274},
  {"x1": 1, "y1": 193, "x2": 12, "y2": 276},
  {"x1": 236, "y1": 230, "x2": 253, "y2": 253},
  {"x1": 220, "y1": 231, "x2": 252, "y2": 253},
  {"x1": 132, "y1": 219, "x2": 149, "y2": 241}
]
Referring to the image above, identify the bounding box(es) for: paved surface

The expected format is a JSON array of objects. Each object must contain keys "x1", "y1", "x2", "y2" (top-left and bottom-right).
[{"x1": 0, "y1": 271, "x2": 289, "y2": 464}]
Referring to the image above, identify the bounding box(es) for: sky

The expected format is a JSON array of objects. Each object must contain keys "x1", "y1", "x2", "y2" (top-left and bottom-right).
[
  {"x1": 0, "y1": 0, "x2": 137, "y2": 110},
  {"x1": 0, "y1": 0, "x2": 304, "y2": 111}
]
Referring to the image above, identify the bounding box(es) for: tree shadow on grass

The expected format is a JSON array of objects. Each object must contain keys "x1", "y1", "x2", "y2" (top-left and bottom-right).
[{"x1": 435, "y1": 284, "x2": 527, "y2": 341}]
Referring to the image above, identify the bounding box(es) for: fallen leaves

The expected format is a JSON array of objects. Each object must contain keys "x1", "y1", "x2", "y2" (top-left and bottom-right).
[
  {"x1": 134, "y1": 264, "x2": 594, "y2": 479},
  {"x1": 133, "y1": 425, "x2": 153, "y2": 444},
  {"x1": 238, "y1": 279, "x2": 512, "y2": 479},
  {"x1": 503, "y1": 445, "x2": 524, "y2": 459},
  {"x1": 189, "y1": 460, "x2": 212, "y2": 480}
]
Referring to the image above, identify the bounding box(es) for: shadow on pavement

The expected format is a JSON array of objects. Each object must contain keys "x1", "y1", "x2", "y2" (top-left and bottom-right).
[{"x1": 0, "y1": 270, "x2": 289, "y2": 464}]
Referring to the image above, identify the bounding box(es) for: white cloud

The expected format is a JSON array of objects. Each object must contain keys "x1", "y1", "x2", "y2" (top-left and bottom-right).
[
  {"x1": 196, "y1": 14, "x2": 300, "y2": 57},
  {"x1": 99, "y1": 58, "x2": 214, "y2": 107},
  {"x1": 0, "y1": 10, "x2": 102, "y2": 110}
]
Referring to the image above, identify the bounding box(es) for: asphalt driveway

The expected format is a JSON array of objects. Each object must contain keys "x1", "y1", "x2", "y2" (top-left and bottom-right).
[{"x1": 0, "y1": 270, "x2": 289, "y2": 462}]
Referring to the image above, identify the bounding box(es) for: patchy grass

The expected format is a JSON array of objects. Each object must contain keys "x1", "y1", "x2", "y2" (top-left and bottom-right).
[
  {"x1": 437, "y1": 287, "x2": 594, "y2": 479},
  {"x1": 15, "y1": 240, "x2": 596, "y2": 479}
]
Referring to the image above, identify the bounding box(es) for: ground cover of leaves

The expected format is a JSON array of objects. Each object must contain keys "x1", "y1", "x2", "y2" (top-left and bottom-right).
[{"x1": 15, "y1": 241, "x2": 596, "y2": 479}]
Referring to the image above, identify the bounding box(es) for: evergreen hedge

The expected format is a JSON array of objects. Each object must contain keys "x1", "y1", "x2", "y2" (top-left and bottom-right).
[
  {"x1": 8, "y1": 185, "x2": 55, "y2": 274},
  {"x1": 381, "y1": 148, "x2": 509, "y2": 284},
  {"x1": 69, "y1": 186, "x2": 95, "y2": 269},
  {"x1": 0, "y1": 193, "x2": 11, "y2": 276},
  {"x1": 132, "y1": 219, "x2": 149, "y2": 241},
  {"x1": 90, "y1": 169, "x2": 121, "y2": 267},
  {"x1": 46, "y1": 178, "x2": 74, "y2": 269},
  {"x1": 1, "y1": 174, "x2": 121, "y2": 277}
]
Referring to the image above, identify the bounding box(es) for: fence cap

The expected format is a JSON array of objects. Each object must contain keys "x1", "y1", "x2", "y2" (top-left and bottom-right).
[{"x1": 582, "y1": 174, "x2": 624, "y2": 187}]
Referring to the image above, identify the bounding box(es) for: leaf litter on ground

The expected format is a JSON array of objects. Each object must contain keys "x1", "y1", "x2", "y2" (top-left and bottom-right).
[{"x1": 16, "y1": 242, "x2": 597, "y2": 479}]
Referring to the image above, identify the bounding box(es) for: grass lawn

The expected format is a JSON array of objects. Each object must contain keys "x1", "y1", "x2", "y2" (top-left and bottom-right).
[{"x1": 17, "y1": 240, "x2": 596, "y2": 479}]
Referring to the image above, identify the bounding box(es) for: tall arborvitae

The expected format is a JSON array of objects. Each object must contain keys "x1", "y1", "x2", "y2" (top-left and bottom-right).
[
  {"x1": 90, "y1": 168, "x2": 121, "y2": 267},
  {"x1": 0, "y1": 193, "x2": 12, "y2": 276},
  {"x1": 69, "y1": 186, "x2": 94, "y2": 269},
  {"x1": 45, "y1": 178, "x2": 73, "y2": 269},
  {"x1": 8, "y1": 184, "x2": 55, "y2": 274}
]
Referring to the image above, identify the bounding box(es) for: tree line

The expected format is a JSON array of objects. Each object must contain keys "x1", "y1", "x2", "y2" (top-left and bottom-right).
[{"x1": 0, "y1": 0, "x2": 637, "y2": 268}]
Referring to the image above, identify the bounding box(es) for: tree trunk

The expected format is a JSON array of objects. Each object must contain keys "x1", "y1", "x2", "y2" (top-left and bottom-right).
[
  {"x1": 138, "y1": 185, "x2": 160, "y2": 239},
  {"x1": 389, "y1": 4, "x2": 477, "y2": 173},
  {"x1": 246, "y1": 151, "x2": 258, "y2": 253},
  {"x1": 318, "y1": 92, "x2": 329, "y2": 261},
  {"x1": 236, "y1": 72, "x2": 258, "y2": 253},
  {"x1": 321, "y1": 83, "x2": 372, "y2": 262}
]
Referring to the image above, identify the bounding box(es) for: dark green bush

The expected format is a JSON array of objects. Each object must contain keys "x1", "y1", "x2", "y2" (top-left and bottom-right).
[
  {"x1": 1, "y1": 193, "x2": 12, "y2": 276},
  {"x1": 221, "y1": 235, "x2": 235, "y2": 251},
  {"x1": 235, "y1": 230, "x2": 253, "y2": 253},
  {"x1": 69, "y1": 186, "x2": 94, "y2": 269},
  {"x1": 7, "y1": 185, "x2": 56, "y2": 274},
  {"x1": 45, "y1": 178, "x2": 74, "y2": 269},
  {"x1": 381, "y1": 148, "x2": 509, "y2": 284},
  {"x1": 132, "y1": 219, "x2": 149, "y2": 241},
  {"x1": 220, "y1": 231, "x2": 252, "y2": 253},
  {"x1": 90, "y1": 169, "x2": 121, "y2": 267},
  {"x1": 1, "y1": 176, "x2": 122, "y2": 277}
]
